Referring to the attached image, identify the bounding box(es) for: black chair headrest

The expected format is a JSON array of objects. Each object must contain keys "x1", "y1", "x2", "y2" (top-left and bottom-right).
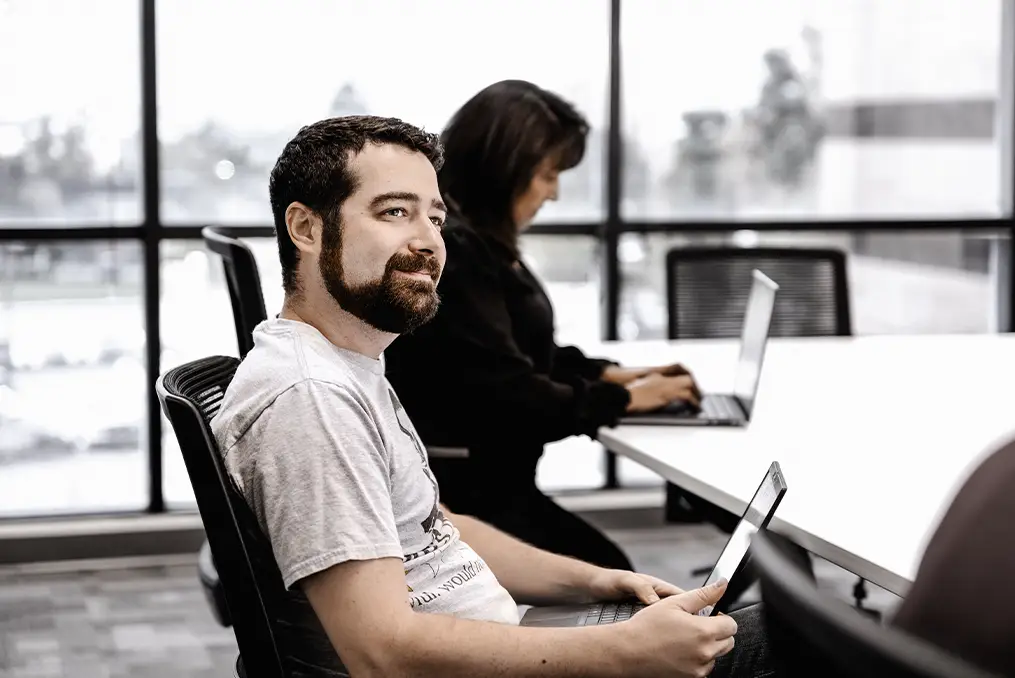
[{"x1": 202, "y1": 226, "x2": 268, "y2": 358}]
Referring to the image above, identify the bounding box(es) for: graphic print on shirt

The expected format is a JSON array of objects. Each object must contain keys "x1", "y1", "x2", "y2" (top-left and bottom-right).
[{"x1": 388, "y1": 389, "x2": 455, "y2": 565}]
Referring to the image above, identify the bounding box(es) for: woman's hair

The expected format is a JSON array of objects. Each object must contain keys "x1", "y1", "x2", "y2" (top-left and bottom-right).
[{"x1": 439, "y1": 80, "x2": 589, "y2": 255}]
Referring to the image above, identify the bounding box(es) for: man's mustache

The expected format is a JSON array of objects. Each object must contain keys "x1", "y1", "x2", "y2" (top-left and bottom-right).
[{"x1": 388, "y1": 253, "x2": 441, "y2": 280}]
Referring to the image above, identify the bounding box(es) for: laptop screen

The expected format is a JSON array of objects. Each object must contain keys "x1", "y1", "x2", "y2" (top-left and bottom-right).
[
  {"x1": 699, "y1": 461, "x2": 788, "y2": 614},
  {"x1": 732, "y1": 270, "x2": 778, "y2": 418}
]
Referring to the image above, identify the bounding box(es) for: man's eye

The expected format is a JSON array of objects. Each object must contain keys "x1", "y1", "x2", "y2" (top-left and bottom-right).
[
  {"x1": 385, "y1": 207, "x2": 409, "y2": 217},
  {"x1": 430, "y1": 216, "x2": 445, "y2": 228}
]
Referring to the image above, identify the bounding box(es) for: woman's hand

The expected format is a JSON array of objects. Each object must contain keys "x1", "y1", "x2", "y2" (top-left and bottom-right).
[
  {"x1": 600, "y1": 365, "x2": 652, "y2": 385},
  {"x1": 603, "y1": 363, "x2": 702, "y2": 403},
  {"x1": 625, "y1": 373, "x2": 700, "y2": 413}
]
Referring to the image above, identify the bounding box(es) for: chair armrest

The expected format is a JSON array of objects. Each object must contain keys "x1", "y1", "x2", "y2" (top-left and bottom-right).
[{"x1": 426, "y1": 446, "x2": 469, "y2": 459}]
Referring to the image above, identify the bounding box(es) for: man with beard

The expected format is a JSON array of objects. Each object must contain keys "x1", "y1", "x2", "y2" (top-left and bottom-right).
[{"x1": 211, "y1": 116, "x2": 777, "y2": 677}]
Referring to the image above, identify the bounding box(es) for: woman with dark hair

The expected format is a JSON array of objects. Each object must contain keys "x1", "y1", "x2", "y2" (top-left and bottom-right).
[{"x1": 385, "y1": 80, "x2": 699, "y2": 570}]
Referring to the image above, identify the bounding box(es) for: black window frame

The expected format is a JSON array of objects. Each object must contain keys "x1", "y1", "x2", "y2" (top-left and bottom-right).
[{"x1": 0, "y1": 0, "x2": 1011, "y2": 513}]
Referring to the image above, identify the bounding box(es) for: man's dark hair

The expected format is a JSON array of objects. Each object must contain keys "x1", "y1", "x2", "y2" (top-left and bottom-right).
[
  {"x1": 438, "y1": 80, "x2": 589, "y2": 256},
  {"x1": 269, "y1": 115, "x2": 444, "y2": 295}
]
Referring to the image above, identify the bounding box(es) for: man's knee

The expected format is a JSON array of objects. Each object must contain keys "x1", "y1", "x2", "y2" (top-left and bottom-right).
[{"x1": 728, "y1": 604, "x2": 769, "y2": 652}]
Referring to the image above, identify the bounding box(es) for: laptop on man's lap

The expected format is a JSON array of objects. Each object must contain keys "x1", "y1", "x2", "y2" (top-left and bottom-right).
[
  {"x1": 520, "y1": 461, "x2": 789, "y2": 626},
  {"x1": 621, "y1": 269, "x2": 779, "y2": 427}
]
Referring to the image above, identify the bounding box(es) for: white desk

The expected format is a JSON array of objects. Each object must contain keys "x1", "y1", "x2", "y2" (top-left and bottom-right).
[{"x1": 589, "y1": 334, "x2": 1015, "y2": 597}]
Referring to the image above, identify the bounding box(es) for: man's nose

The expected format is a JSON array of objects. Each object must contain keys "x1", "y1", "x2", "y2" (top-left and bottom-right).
[
  {"x1": 410, "y1": 240, "x2": 437, "y2": 256},
  {"x1": 408, "y1": 223, "x2": 443, "y2": 257},
  {"x1": 407, "y1": 236, "x2": 444, "y2": 277}
]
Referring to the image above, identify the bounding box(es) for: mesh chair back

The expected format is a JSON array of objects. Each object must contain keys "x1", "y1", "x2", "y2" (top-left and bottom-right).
[
  {"x1": 157, "y1": 357, "x2": 283, "y2": 676},
  {"x1": 665, "y1": 247, "x2": 851, "y2": 339},
  {"x1": 203, "y1": 226, "x2": 268, "y2": 357},
  {"x1": 750, "y1": 532, "x2": 1000, "y2": 678},
  {"x1": 158, "y1": 356, "x2": 349, "y2": 677}
]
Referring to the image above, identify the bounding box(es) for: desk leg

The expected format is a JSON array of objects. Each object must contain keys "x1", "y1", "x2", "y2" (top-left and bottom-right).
[
  {"x1": 853, "y1": 578, "x2": 882, "y2": 620},
  {"x1": 603, "y1": 448, "x2": 618, "y2": 488},
  {"x1": 994, "y1": 235, "x2": 1012, "y2": 333}
]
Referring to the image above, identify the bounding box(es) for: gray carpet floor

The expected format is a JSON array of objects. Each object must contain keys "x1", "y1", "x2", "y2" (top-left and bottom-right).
[{"x1": 0, "y1": 512, "x2": 899, "y2": 678}]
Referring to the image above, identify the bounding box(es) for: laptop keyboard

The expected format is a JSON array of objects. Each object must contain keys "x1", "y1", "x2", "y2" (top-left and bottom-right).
[
  {"x1": 701, "y1": 395, "x2": 740, "y2": 420},
  {"x1": 579, "y1": 602, "x2": 647, "y2": 626}
]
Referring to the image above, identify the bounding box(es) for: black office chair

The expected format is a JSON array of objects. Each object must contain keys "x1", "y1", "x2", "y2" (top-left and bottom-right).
[
  {"x1": 661, "y1": 247, "x2": 867, "y2": 607},
  {"x1": 665, "y1": 246, "x2": 851, "y2": 341},
  {"x1": 199, "y1": 226, "x2": 270, "y2": 628},
  {"x1": 750, "y1": 531, "x2": 1000, "y2": 678},
  {"x1": 158, "y1": 356, "x2": 349, "y2": 677},
  {"x1": 202, "y1": 226, "x2": 268, "y2": 358}
]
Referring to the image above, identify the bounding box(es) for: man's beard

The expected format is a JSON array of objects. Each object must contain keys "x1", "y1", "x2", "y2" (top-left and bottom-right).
[{"x1": 318, "y1": 225, "x2": 441, "y2": 335}]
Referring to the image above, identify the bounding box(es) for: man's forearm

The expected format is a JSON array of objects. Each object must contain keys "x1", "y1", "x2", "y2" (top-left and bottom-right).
[
  {"x1": 388, "y1": 609, "x2": 632, "y2": 678},
  {"x1": 449, "y1": 510, "x2": 602, "y2": 606}
]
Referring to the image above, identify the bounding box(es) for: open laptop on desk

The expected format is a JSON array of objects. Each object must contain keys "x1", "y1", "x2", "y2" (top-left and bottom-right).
[
  {"x1": 520, "y1": 461, "x2": 788, "y2": 626},
  {"x1": 621, "y1": 269, "x2": 779, "y2": 427}
]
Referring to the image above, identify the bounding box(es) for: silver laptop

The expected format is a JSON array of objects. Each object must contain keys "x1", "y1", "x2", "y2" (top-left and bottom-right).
[
  {"x1": 520, "y1": 461, "x2": 788, "y2": 627},
  {"x1": 621, "y1": 269, "x2": 778, "y2": 427}
]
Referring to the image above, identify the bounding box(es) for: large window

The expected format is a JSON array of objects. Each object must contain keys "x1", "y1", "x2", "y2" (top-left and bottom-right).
[
  {"x1": 0, "y1": 242, "x2": 147, "y2": 516},
  {"x1": 622, "y1": 0, "x2": 1005, "y2": 220},
  {"x1": 156, "y1": 0, "x2": 610, "y2": 225},
  {"x1": 0, "y1": 1, "x2": 1011, "y2": 518},
  {"x1": 0, "y1": 0, "x2": 142, "y2": 226}
]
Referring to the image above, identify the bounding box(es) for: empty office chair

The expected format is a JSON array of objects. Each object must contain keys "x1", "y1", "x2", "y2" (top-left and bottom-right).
[
  {"x1": 202, "y1": 225, "x2": 268, "y2": 358},
  {"x1": 750, "y1": 531, "x2": 1000, "y2": 678},
  {"x1": 664, "y1": 246, "x2": 851, "y2": 341},
  {"x1": 158, "y1": 356, "x2": 350, "y2": 677}
]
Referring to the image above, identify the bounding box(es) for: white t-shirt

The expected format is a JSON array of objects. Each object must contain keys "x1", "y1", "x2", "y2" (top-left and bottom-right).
[{"x1": 211, "y1": 319, "x2": 519, "y2": 666}]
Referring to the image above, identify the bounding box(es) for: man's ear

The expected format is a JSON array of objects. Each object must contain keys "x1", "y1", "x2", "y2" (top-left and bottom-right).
[{"x1": 285, "y1": 202, "x2": 321, "y2": 255}]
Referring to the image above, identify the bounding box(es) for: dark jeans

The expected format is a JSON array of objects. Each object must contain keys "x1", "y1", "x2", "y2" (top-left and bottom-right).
[
  {"x1": 432, "y1": 458, "x2": 634, "y2": 572},
  {"x1": 714, "y1": 604, "x2": 779, "y2": 678}
]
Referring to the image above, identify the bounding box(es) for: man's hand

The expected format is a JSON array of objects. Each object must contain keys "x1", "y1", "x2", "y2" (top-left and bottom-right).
[
  {"x1": 587, "y1": 568, "x2": 684, "y2": 605},
  {"x1": 619, "y1": 580, "x2": 738, "y2": 678}
]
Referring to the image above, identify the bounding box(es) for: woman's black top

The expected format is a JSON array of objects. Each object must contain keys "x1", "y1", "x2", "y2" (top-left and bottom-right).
[{"x1": 384, "y1": 220, "x2": 631, "y2": 483}]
